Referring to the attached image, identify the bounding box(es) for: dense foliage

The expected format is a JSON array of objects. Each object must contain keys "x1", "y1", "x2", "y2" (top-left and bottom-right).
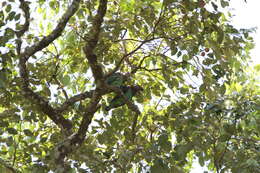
[{"x1": 0, "y1": 0, "x2": 259, "y2": 172}]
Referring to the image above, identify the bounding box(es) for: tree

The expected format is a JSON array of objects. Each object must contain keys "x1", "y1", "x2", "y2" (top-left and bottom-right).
[{"x1": 0, "y1": 0, "x2": 259, "y2": 172}]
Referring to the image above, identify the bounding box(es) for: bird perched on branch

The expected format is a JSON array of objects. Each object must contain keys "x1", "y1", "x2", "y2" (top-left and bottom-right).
[
  {"x1": 105, "y1": 72, "x2": 130, "y2": 87},
  {"x1": 105, "y1": 85, "x2": 143, "y2": 111}
]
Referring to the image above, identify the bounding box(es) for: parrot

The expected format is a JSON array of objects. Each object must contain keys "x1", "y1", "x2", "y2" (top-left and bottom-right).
[
  {"x1": 105, "y1": 72, "x2": 130, "y2": 87},
  {"x1": 105, "y1": 85, "x2": 143, "y2": 111}
]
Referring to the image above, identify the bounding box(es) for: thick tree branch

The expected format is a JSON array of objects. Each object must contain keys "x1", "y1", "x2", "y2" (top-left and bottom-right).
[
  {"x1": 19, "y1": 84, "x2": 73, "y2": 130},
  {"x1": 16, "y1": 0, "x2": 30, "y2": 38},
  {"x1": 18, "y1": 0, "x2": 81, "y2": 131},
  {"x1": 65, "y1": 0, "x2": 109, "y2": 148},
  {"x1": 15, "y1": 0, "x2": 30, "y2": 54},
  {"x1": 74, "y1": 91, "x2": 102, "y2": 142},
  {"x1": 59, "y1": 0, "x2": 109, "y2": 138},
  {"x1": 21, "y1": 0, "x2": 81, "y2": 59},
  {"x1": 83, "y1": 0, "x2": 108, "y2": 81},
  {"x1": 53, "y1": 1, "x2": 108, "y2": 171},
  {"x1": 54, "y1": 91, "x2": 102, "y2": 173},
  {"x1": 18, "y1": 70, "x2": 73, "y2": 131},
  {"x1": 53, "y1": 84, "x2": 141, "y2": 171}
]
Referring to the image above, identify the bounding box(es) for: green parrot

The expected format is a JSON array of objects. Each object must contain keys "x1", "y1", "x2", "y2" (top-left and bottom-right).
[
  {"x1": 105, "y1": 72, "x2": 130, "y2": 87},
  {"x1": 105, "y1": 85, "x2": 143, "y2": 111}
]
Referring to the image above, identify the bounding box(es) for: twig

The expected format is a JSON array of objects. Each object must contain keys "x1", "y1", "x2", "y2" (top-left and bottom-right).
[
  {"x1": 155, "y1": 96, "x2": 163, "y2": 110},
  {"x1": 16, "y1": 0, "x2": 30, "y2": 37},
  {"x1": 113, "y1": 38, "x2": 145, "y2": 43},
  {"x1": 69, "y1": 24, "x2": 87, "y2": 41},
  {"x1": 130, "y1": 55, "x2": 150, "y2": 74},
  {"x1": 139, "y1": 67, "x2": 162, "y2": 72},
  {"x1": 52, "y1": 75, "x2": 69, "y2": 100},
  {"x1": 105, "y1": 37, "x2": 156, "y2": 78},
  {"x1": 131, "y1": 113, "x2": 139, "y2": 142},
  {"x1": 152, "y1": 1, "x2": 165, "y2": 36},
  {"x1": 54, "y1": 1, "x2": 109, "y2": 171}
]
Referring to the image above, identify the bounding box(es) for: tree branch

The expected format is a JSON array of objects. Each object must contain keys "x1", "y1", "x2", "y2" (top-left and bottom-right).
[
  {"x1": 21, "y1": 0, "x2": 81, "y2": 59},
  {"x1": 140, "y1": 67, "x2": 162, "y2": 72},
  {"x1": 16, "y1": 0, "x2": 30, "y2": 37},
  {"x1": 68, "y1": 0, "x2": 109, "y2": 146},
  {"x1": 56, "y1": 90, "x2": 94, "y2": 113},
  {"x1": 53, "y1": 83, "x2": 141, "y2": 171},
  {"x1": 54, "y1": 91, "x2": 102, "y2": 173},
  {"x1": 74, "y1": 91, "x2": 102, "y2": 143},
  {"x1": 19, "y1": 85, "x2": 73, "y2": 130},
  {"x1": 53, "y1": 1, "x2": 108, "y2": 171},
  {"x1": 83, "y1": 0, "x2": 108, "y2": 82},
  {"x1": 130, "y1": 55, "x2": 151, "y2": 74},
  {"x1": 18, "y1": 0, "x2": 81, "y2": 131},
  {"x1": 15, "y1": 0, "x2": 30, "y2": 54}
]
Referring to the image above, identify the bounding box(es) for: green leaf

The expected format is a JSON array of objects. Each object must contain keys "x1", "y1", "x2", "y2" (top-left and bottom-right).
[
  {"x1": 158, "y1": 134, "x2": 172, "y2": 152},
  {"x1": 0, "y1": 120, "x2": 9, "y2": 127},
  {"x1": 14, "y1": 13, "x2": 21, "y2": 21},
  {"x1": 5, "y1": 4, "x2": 12, "y2": 13},
  {"x1": 151, "y1": 158, "x2": 169, "y2": 173},
  {"x1": 254, "y1": 64, "x2": 260, "y2": 71},
  {"x1": 177, "y1": 51, "x2": 182, "y2": 57},
  {"x1": 199, "y1": 156, "x2": 205, "y2": 166},
  {"x1": 61, "y1": 75, "x2": 70, "y2": 86},
  {"x1": 40, "y1": 137, "x2": 48, "y2": 143},
  {"x1": 7, "y1": 128, "x2": 18, "y2": 135},
  {"x1": 217, "y1": 29, "x2": 224, "y2": 44},
  {"x1": 7, "y1": 11, "x2": 16, "y2": 21},
  {"x1": 0, "y1": 71, "x2": 7, "y2": 88},
  {"x1": 23, "y1": 129, "x2": 33, "y2": 136},
  {"x1": 42, "y1": 86, "x2": 51, "y2": 96},
  {"x1": 245, "y1": 158, "x2": 259, "y2": 167},
  {"x1": 220, "y1": 0, "x2": 229, "y2": 8},
  {"x1": 171, "y1": 47, "x2": 178, "y2": 55}
]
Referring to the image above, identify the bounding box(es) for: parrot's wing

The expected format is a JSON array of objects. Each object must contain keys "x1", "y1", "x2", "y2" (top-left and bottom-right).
[
  {"x1": 124, "y1": 89, "x2": 134, "y2": 100},
  {"x1": 105, "y1": 85, "x2": 133, "y2": 111},
  {"x1": 107, "y1": 96, "x2": 126, "y2": 110},
  {"x1": 106, "y1": 73, "x2": 124, "y2": 86},
  {"x1": 120, "y1": 86, "x2": 130, "y2": 93}
]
